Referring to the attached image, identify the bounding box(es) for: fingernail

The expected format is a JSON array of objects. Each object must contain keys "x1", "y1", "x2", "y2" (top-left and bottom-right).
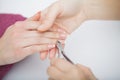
[
  {"x1": 49, "y1": 54, "x2": 54, "y2": 59},
  {"x1": 57, "y1": 29, "x2": 64, "y2": 33},
  {"x1": 58, "y1": 29, "x2": 62, "y2": 32},
  {"x1": 60, "y1": 34, "x2": 67, "y2": 39},
  {"x1": 48, "y1": 44, "x2": 55, "y2": 48},
  {"x1": 58, "y1": 28, "x2": 67, "y2": 33}
]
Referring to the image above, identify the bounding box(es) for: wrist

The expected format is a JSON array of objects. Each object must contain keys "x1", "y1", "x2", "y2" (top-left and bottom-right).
[
  {"x1": 71, "y1": 0, "x2": 88, "y2": 27},
  {"x1": 83, "y1": 0, "x2": 120, "y2": 20}
]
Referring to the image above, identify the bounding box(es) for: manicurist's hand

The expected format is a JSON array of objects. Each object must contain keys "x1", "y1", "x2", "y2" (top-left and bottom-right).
[
  {"x1": 37, "y1": 0, "x2": 87, "y2": 34},
  {"x1": 47, "y1": 58, "x2": 97, "y2": 80},
  {"x1": 38, "y1": 0, "x2": 120, "y2": 34}
]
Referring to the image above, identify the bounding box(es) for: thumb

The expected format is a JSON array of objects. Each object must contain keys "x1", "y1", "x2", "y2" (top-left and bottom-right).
[
  {"x1": 37, "y1": 3, "x2": 61, "y2": 32},
  {"x1": 26, "y1": 11, "x2": 41, "y2": 21}
]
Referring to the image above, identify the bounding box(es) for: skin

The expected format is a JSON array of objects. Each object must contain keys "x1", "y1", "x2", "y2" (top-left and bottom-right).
[
  {"x1": 38, "y1": 0, "x2": 120, "y2": 60},
  {"x1": 37, "y1": 0, "x2": 120, "y2": 33},
  {"x1": 37, "y1": 0, "x2": 120, "y2": 79},
  {"x1": 47, "y1": 58, "x2": 97, "y2": 80},
  {"x1": 0, "y1": 12, "x2": 67, "y2": 65},
  {"x1": 37, "y1": 0, "x2": 120, "y2": 59}
]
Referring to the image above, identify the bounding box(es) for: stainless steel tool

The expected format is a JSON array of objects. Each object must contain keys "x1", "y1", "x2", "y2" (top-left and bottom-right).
[{"x1": 56, "y1": 41, "x2": 74, "y2": 64}]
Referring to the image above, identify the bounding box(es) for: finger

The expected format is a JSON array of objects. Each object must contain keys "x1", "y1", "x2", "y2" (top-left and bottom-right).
[
  {"x1": 26, "y1": 11, "x2": 41, "y2": 21},
  {"x1": 41, "y1": 32, "x2": 67, "y2": 40},
  {"x1": 22, "y1": 31, "x2": 41, "y2": 38},
  {"x1": 20, "y1": 37, "x2": 58, "y2": 47},
  {"x1": 37, "y1": 3, "x2": 61, "y2": 32},
  {"x1": 22, "y1": 31, "x2": 66, "y2": 39},
  {"x1": 49, "y1": 48, "x2": 57, "y2": 59},
  {"x1": 49, "y1": 24, "x2": 68, "y2": 34},
  {"x1": 47, "y1": 66, "x2": 63, "y2": 80},
  {"x1": 76, "y1": 64, "x2": 97, "y2": 80},
  {"x1": 76, "y1": 64, "x2": 89, "y2": 71},
  {"x1": 24, "y1": 21, "x2": 41, "y2": 30},
  {"x1": 51, "y1": 58, "x2": 74, "y2": 72},
  {"x1": 40, "y1": 51, "x2": 48, "y2": 60},
  {"x1": 14, "y1": 21, "x2": 41, "y2": 30},
  {"x1": 48, "y1": 77, "x2": 55, "y2": 80},
  {"x1": 24, "y1": 44, "x2": 55, "y2": 55},
  {"x1": 48, "y1": 24, "x2": 59, "y2": 32}
]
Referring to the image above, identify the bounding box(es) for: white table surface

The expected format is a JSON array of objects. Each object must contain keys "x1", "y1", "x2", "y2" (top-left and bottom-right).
[{"x1": 0, "y1": 0, "x2": 120, "y2": 80}]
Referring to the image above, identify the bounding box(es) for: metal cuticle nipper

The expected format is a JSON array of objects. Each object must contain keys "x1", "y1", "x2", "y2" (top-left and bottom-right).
[{"x1": 56, "y1": 40, "x2": 74, "y2": 64}]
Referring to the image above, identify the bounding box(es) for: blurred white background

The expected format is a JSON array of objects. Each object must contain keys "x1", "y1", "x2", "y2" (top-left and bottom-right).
[{"x1": 0, "y1": 0, "x2": 120, "y2": 80}]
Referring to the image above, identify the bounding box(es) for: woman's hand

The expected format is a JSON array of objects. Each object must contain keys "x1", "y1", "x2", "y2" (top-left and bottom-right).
[
  {"x1": 37, "y1": 0, "x2": 120, "y2": 34},
  {"x1": 47, "y1": 58, "x2": 96, "y2": 80},
  {"x1": 0, "y1": 13, "x2": 67, "y2": 65},
  {"x1": 37, "y1": 0, "x2": 87, "y2": 34}
]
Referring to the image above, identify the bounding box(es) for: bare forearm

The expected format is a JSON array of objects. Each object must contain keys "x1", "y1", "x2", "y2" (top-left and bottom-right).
[{"x1": 84, "y1": 0, "x2": 120, "y2": 20}]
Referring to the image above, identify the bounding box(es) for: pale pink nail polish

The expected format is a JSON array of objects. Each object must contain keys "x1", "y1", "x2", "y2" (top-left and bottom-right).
[
  {"x1": 58, "y1": 28, "x2": 67, "y2": 33},
  {"x1": 60, "y1": 34, "x2": 67, "y2": 39},
  {"x1": 48, "y1": 44, "x2": 55, "y2": 48},
  {"x1": 58, "y1": 29, "x2": 63, "y2": 33}
]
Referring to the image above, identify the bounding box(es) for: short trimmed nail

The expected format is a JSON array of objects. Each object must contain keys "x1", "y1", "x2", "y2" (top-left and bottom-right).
[
  {"x1": 57, "y1": 29, "x2": 63, "y2": 32},
  {"x1": 48, "y1": 44, "x2": 55, "y2": 48},
  {"x1": 60, "y1": 34, "x2": 67, "y2": 39}
]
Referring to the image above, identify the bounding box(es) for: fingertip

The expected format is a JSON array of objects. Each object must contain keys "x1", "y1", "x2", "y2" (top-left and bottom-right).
[
  {"x1": 40, "y1": 55, "x2": 45, "y2": 60},
  {"x1": 49, "y1": 48, "x2": 56, "y2": 59},
  {"x1": 37, "y1": 11, "x2": 41, "y2": 15},
  {"x1": 40, "y1": 52, "x2": 48, "y2": 60},
  {"x1": 26, "y1": 11, "x2": 41, "y2": 21}
]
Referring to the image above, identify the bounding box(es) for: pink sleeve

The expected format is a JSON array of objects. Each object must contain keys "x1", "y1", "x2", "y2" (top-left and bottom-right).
[
  {"x1": 0, "y1": 64, "x2": 13, "y2": 79},
  {"x1": 0, "y1": 14, "x2": 26, "y2": 79}
]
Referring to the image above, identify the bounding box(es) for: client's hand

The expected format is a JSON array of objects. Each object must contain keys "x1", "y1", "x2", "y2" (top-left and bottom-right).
[
  {"x1": 0, "y1": 13, "x2": 67, "y2": 65},
  {"x1": 47, "y1": 58, "x2": 97, "y2": 80}
]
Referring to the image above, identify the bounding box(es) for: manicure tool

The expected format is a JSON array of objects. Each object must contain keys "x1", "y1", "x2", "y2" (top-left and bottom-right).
[{"x1": 56, "y1": 41, "x2": 74, "y2": 64}]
